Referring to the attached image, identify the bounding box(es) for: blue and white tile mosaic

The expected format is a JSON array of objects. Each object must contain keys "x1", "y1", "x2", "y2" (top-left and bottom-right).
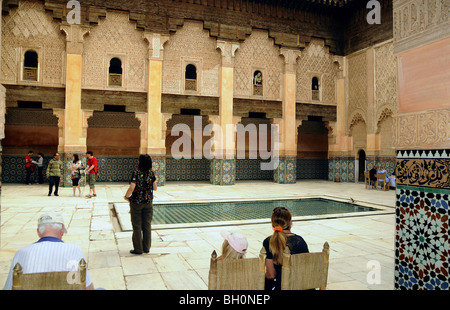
[{"x1": 395, "y1": 186, "x2": 449, "y2": 290}]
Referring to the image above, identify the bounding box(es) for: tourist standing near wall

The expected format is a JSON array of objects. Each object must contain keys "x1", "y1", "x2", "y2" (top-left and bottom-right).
[{"x1": 124, "y1": 154, "x2": 157, "y2": 255}]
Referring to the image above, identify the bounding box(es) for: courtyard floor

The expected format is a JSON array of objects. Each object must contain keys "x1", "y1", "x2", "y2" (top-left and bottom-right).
[{"x1": 0, "y1": 180, "x2": 396, "y2": 290}]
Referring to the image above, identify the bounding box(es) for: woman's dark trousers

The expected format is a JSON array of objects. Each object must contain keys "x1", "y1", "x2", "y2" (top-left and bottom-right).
[{"x1": 130, "y1": 201, "x2": 153, "y2": 254}]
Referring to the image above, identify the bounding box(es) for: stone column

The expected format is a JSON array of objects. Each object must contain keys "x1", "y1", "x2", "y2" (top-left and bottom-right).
[
  {"x1": 274, "y1": 48, "x2": 300, "y2": 184},
  {"x1": 365, "y1": 47, "x2": 379, "y2": 162},
  {"x1": 210, "y1": 41, "x2": 240, "y2": 185},
  {"x1": 142, "y1": 33, "x2": 169, "y2": 186},
  {"x1": 58, "y1": 24, "x2": 90, "y2": 187},
  {"x1": 328, "y1": 56, "x2": 350, "y2": 182}
]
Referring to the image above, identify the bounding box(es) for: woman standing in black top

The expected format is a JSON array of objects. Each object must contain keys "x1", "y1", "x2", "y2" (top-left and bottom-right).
[
  {"x1": 124, "y1": 155, "x2": 157, "y2": 255},
  {"x1": 263, "y1": 207, "x2": 309, "y2": 290}
]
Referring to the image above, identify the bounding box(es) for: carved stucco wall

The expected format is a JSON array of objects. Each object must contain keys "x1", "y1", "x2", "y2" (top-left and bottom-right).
[
  {"x1": 347, "y1": 50, "x2": 367, "y2": 134},
  {"x1": 346, "y1": 40, "x2": 398, "y2": 156},
  {"x1": 375, "y1": 41, "x2": 397, "y2": 156},
  {"x1": 162, "y1": 21, "x2": 220, "y2": 97},
  {"x1": 234, "y1": 29, "x2": 283, "y2": 101},
  {"x1": 296, "y1": 38, "x2": 339, "y2": 105},
  {"x1": 393, "y1": 0, "x2": 450, "y2": 54},
  {"x1": 82, "y1": 10, "x2": 148, "y2": 92},
  {"x1": 1, "y1": 0, "x2": 65, "y2": 86},
  {"x1": 375, "y1": 42, "x2": 397, "y2": 119},
  {"x1": 350, "y1": 121, "x2": 367, "y2": 154}
]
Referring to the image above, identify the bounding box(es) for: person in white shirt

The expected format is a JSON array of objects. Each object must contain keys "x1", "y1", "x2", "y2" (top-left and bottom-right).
[
  {"x1": 32, "y1": 152, "x2": 45, "y2": 184},
  {"x1": 3, "y1": 212, "x2": 95, "y2": 290},
  {"x1": 378, "y1": 164, "x2": 390, "y2": 186}
]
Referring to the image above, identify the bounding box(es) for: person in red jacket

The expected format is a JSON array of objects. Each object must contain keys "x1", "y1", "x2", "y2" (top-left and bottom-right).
[
  {"x1": 24, "y1": 150, "x2": 34, "y2": 184},
  {"x1": 85, "y1": 151, "x2": 98, "y2": 198}
]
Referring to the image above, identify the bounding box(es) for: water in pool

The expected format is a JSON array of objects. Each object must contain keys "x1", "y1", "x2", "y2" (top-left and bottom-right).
[{"x1": 152, "y1": 198, "x2": 377, "y2": 225}]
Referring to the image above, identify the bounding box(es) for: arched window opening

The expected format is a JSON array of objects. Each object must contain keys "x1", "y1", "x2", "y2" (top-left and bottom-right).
[
  {"x1": 23, "y1": 50, "x2": 38, "y2": 81},
  {"x1": 312, "y1": 77, "x2": 320, "y2": 101},
  {"x1": 185, "y1": 64, "x2": 197, "y2": 91},
  {"x1": 253, "y1": 70, "x2": 263, "y2": 96},
  {"x1": 109, "y1": 57, "x2": 122, "y2": 86}
]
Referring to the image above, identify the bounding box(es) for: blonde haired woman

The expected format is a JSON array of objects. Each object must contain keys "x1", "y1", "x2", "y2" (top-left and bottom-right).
[
  {"x1": 218, "y1": 230, "x2": 248, "y2": 260},
  {"x1": 263, "y1": 207, "x2": 309, "y2": 290}
]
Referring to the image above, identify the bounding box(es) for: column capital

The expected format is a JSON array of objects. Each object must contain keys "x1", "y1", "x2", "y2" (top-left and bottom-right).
[
  {"x1": 60, "y1": 23, "x2": 90, "y2": 54},
  {"x1": 217, "y1": 40, "x2": 240, "y2": 68},
  {"x1": 333, "y1": 55, "x2": 345, "y2": 78},
  {"x1": 144, "y1": 32, "x2": 170, "y2": 61},
  {"x1": 279, "y1": 48, "x2": 301, "y2": 74}
]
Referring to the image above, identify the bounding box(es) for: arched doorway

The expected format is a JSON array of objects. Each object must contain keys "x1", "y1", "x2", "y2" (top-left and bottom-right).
[{"x1": 358, "y1": 149, "x2": 366, "y2": 182}]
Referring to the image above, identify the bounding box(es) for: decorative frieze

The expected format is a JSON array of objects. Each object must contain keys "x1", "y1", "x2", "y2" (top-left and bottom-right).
[
  {"x1": 392, "y1": 108, "x2": 450, "y2": 150},
  {"x1": 396, "y1": 158, "x2": 450, "y2": 189},
  {"x1": 393, "y1": 0, "x2": 450, "y2": 54},
  {"x1": 396, "y1": 149, "x2": 450, "y2": 189}
]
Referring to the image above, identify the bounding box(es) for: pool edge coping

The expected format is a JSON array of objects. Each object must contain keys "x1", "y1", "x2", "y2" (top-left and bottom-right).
[{"x1": 112, "y1": 195, "x2": 395, "y2": 231}]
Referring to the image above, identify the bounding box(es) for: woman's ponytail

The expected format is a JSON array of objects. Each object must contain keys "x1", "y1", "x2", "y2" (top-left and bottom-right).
[{"x1": 268, "y1": 208, "x2": 292, "y2": 265}]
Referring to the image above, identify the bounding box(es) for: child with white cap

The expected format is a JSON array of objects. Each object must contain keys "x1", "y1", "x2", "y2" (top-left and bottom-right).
[{"x1": 218, "y1": 230, "x2": 248, "y2": 260}]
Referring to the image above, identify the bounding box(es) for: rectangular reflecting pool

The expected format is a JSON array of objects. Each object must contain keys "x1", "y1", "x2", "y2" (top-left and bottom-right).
[{"x1": 152, "y1": 198, "x2": 378, "y2": 225}]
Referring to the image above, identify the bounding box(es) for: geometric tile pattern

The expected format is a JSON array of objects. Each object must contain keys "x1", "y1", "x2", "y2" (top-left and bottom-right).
[
  {"x1": 1, "y1": 155, "x2": 53, "y2": 184},
  {"x1": 236, "y1": 159, "x2": 273, "y2": 180},
  {"x1": 210, "y1": 159, "x2": 236, "y2": 185},
  {"x1": 2, "y1": 155, "x2": 331, "y2": 184},
  {"x1": 273, "y1": 157, "x2": 296, "y2": 184},
  {"x1": 150, "y1": 157, "x2": 166, "y2": 186},
  {"x1": 296, "y1": 158, "x2": 328, "y2": 180},
  {"x1": 309, "y1": 158, "x2": 327, "y2": 181},
  {"x1": 366, "y1": 157, "x2": 396, "y2": 176},
  {"x1": 60, "y1": 153, "x2": 86, "y2": 188},
  {"x1": 329, "y1": 156, "x2": 395, "y2": 183},
  {"x1": 166, "y1": 157, "x2": 210, "y2": 181},
  {"x1": 95, "y1": 156, "x2": 138, "y2": 183},
  {"x1": 395, "y1": 186, "x2": 449, "y2": 290},
  {"x1": 88, "y1": 156, "x2": 165, "y2": 186},
  {"x1": 328, "y1": 156, "x2": 356, "y2": 183}
]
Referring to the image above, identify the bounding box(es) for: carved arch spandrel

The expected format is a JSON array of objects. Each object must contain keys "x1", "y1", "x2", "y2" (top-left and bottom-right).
[{"x1": 347, "y1": 110, "x2": 366, "y2": 136}]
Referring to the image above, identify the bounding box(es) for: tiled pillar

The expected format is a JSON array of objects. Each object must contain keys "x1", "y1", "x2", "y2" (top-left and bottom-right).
[
  {"x1": 274, "y1": 48, "x2": 300, "y2": 184},
  {"x1": 141, "y1": 33, "x2": 169, "y2": 186},
  {"x1": 58, "y1": 24, "x2": 91, "y2": 186},
  {"x1": 210, "y1": 41, "x2": 240, "y2": 185},
  {"x1": 210, "y1": 158, "x2": 236, "y2": 186},
  {"x1": 392, "y1": 0, "x2": 450, "y2": 289},
  {"x1": 328, "y1": 56, "x2": 353, "y2": 183}
]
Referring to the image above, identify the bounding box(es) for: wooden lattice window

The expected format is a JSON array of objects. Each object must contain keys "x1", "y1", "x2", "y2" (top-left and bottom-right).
[
  {"x1": 312, "y1": 77, "x2": 320, "y2": 101},
  {"x1": 253, "y1": 71, "x2": 263, "y2": 96},
  {"x1": 185, "y1": 64, "x2": 197, "y2": 91},
  {"x1": 23, "y1": 50, "x2": 38, "y2": 81},
  {"x1": 109, "y1": 57, "x2": 123, "y2": 87}
]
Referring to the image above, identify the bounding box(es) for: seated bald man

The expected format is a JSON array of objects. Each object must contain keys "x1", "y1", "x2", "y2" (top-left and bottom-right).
[{"x1": 3, "y1": 212, "x2": 95, "y2": 290}]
